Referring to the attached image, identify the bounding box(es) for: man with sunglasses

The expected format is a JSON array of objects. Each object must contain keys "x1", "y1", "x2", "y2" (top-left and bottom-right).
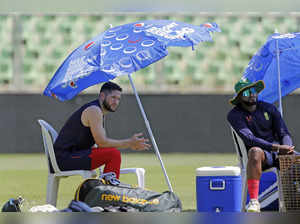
[{"x1": 227, "y1": 78, "x2": 296, "y2": 212}]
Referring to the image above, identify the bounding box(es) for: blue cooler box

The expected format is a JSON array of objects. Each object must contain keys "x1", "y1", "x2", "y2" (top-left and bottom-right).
[{"x1": 196, "y1": 166, "x2": 242, "y2": 212}]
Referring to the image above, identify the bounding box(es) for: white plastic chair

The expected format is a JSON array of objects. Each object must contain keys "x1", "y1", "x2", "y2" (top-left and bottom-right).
[
  {"x1": 230, "y1": 127, "x2": 284, "y2": 212},
  {"x1": 38, "y1": 119, "x2": 145, "y2": 206}
]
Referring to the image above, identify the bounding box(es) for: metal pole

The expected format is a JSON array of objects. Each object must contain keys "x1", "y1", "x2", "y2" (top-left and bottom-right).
[
  {"x1": 128, "y1": 74, "x2": 173, "y2": 192},
  {"x1": 275, "y1": 39, "x2": 283, "y2": 116}
]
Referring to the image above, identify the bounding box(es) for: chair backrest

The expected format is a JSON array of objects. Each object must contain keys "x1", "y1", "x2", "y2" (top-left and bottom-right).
[
  {"x1": 230, "y1": 126, "x2": 248, "y2": 169},
  {"x1": 38, "y1": 119, "x2": 61, "y2": 173}
]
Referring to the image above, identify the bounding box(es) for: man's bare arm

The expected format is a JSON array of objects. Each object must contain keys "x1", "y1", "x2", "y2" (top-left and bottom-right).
[{"x1": 83, "y1": 106, "x2": 150, "y2": 150}]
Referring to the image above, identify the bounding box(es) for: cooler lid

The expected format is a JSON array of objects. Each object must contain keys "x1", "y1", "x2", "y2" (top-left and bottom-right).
[{"x1": 196, "y1": 166, "x2": 241, "y2": 176}]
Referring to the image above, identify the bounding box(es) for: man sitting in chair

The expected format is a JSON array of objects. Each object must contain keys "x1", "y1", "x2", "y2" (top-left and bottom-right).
[
  {"x1": 227, "y1": 78, "x2": 296, "y2": 212},
  {"x1": 54, "y1": 81, "x2": 151, "y2": 179}
]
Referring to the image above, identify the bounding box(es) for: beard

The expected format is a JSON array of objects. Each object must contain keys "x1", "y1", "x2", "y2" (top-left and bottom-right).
[
  {"x1": 242, "y1": 100, "x2": 257, "y2": 106},
  {"x1": 103, "y1": 100, "x2": 116, "y2": 112}
]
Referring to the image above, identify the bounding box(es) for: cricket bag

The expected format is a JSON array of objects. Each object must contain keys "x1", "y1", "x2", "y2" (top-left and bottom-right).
[{"x1": 74, "y1": 178, "x2": 182, "y2": 212}]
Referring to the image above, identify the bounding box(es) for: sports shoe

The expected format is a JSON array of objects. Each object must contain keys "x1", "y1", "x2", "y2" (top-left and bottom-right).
[
  {"x1": 247, "y1": 199, "x2": 260, "y2": 212},
  {"x1": 100, "y1": 172, "x2": 131, "y2": 188},
  {"x1": 100, "y1": 172, "x2": 120, "y2": 186}
]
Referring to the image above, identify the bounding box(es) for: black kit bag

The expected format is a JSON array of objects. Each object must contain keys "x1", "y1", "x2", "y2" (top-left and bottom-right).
[{"x1": 74, "y1": 178, "x2": 182, "y2": 212}]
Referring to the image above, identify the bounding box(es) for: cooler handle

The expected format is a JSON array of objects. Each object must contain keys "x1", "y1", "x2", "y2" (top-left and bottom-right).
[{"x1": 210, "y1": 179, "x2": 225, "y2": 190}]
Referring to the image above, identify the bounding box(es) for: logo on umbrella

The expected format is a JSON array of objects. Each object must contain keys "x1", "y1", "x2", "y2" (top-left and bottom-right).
[
  {"x1": 128, "y1": 38, "x2": 141, "y2": 44},
  {"x1": 134, "y1": 23, "x2": 144, "y2": 27},
  {"x1": 146, "y1": 22, "x2": 194, "y2": 40},
  {"x1": 84, "y1": 41, "x2": 95, "y2": 50},
  {"x1": 51, "y1": 92, "x2": 57, "y2": 99},
  {"x1": 69, "y1": 80, "x2": 77, "y2": 88},
  {"x1": 272, "y1": 33, "x2": 296, "y2": 39},
  {"x1": 203, "y1": 23, "x2": 213, "y2": 28}
]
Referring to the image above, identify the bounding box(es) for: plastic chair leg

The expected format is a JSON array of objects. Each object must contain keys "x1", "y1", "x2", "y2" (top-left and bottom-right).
[
  {"x1": 136, "y1": 168, "x2": 145, "y2": 188},
  {"x1": 46, "y1": 174, "x2": 60, "y2": 206},
  {"x1": 241, "y1": 168, "x2": 248, "y2": 212},
  {"x1": 120, "y1": 168, "x2": 145, "y2": 188}
]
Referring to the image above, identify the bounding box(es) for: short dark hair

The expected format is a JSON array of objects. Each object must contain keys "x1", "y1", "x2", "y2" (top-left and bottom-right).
[{"x1": 100, "y1": 81, "x2": 122, "y2": 94}]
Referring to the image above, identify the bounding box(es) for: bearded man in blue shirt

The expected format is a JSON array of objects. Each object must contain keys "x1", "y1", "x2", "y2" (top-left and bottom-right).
[{"x1": 227, "y1": 78, "x2": 297, "y2": 212}]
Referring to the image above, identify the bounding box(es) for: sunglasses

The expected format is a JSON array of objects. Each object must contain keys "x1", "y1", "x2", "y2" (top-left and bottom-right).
[{"x1": 242, "y1": 87, "x2": 257, "y2": 97}]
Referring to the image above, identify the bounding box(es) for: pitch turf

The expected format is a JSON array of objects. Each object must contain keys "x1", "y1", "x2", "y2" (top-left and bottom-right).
[{"x1": 0, "y1": 153, "x2": 237, "y2": 211}]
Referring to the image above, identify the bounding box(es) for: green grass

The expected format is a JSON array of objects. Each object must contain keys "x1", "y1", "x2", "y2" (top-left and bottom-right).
[{"x1": 0, "y1": 153, "x2": 238, "y2": 211}]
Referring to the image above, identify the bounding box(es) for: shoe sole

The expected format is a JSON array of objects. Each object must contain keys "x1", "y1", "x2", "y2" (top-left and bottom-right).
[{"x1": 247, "y1": 209, "x2": 260, "y2": 212}]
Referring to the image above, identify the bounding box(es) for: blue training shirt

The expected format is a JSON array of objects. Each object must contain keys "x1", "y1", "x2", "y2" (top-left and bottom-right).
[{"x1": 227, "y1": 101, "x2": 292, "y2": 152}]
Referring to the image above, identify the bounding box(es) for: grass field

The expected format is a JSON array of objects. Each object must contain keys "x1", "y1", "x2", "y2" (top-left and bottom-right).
[{"x1": 0, "y1": 153, "x2": 238, "y2": 211}]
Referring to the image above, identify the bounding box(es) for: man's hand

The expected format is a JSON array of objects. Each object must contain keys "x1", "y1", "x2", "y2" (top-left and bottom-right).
[
  {"x1": 278, "y1": 145, "x2": 295, "y2": 155},
  {"x1": 129, "y1": 133, "x2": 151, "y2": 151}
]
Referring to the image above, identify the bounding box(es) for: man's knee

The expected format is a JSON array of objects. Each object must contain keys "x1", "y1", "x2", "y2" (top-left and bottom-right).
[
  {"x1": 248, "y1": 147, "x2": 264, "y2": 162},
  {"x1": 110, "y1": 148, "x2": 121, "y2": 161}
]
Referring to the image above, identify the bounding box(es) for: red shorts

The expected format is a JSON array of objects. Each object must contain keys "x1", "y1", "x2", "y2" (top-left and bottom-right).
[
  {"x1": 89, "y1": 147, "x2": 121, "y2": 178},
  {"x1": 56, "y1": 147, "x2": 121, "y2": 178}
]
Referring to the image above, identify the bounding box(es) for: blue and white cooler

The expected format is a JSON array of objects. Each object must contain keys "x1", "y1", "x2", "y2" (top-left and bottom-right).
[{"x1": 196, "y1": 166, "x2": 242, "y2": 212}]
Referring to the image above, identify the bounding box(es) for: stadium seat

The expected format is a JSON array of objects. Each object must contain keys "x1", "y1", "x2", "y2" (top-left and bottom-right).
[
  {"x1": 0, "y1": 14, "x2": 8, "y2": 23},
  {"x1": 168, "y1": 48, "x2": 183, "y2": 61},
  {"x1": 22, "y1": 59, "x2": 34, "y2": 84},
  {"x1": 182, "y1": 58, "x2": 209, "y2": 85},
  {"x1": 38, "y1": 119, "x2": 146, "y2": 206},
  {"x1": 138, "y1": 66, "x2": 156, "y2": 85},
  {"x1": 192, "y1": 49, "x2": 206, "y2": 61},
  {"x1": 82, "y1": 22, "x2": 94, "y2": 38},
  {"x1": 214, "y1": 69, "x2": 228, "y2": 86},
  {"x1": 162, "y1": 61, "x2": 184, "y2": 85},
  {"x1": 66, "y1": 15, "x2": 79, "y2": 23},
  {"x1": 284, "y1": 17, "x2": 299, "y2": 33},
  {"x1": 207, "y1": 62, "x2": 220, "y2": 75},
  {"x1": 200, "y1": 41, "x2": 215, "y2": 49},
  {"x1": 230, "y1": 127, "x2": 284, "y2": 212},
  {"x1": 34, "y1": 19, "x2": 48, "y2": 35},
  {"x1": 0, "y1": 18, "x2": 13, "y2": 81},
  {"x1": 1, "y1": 46, "x2": 13, "y2": 59},
  {"x1": 231, "y1": 61, "x2": 247, "y2": 78},
  {"x1": 0, "y1": 60, "x2": 12, "y2": 84},
  {"x1": 4, "y1": 13, "x2": 300, "y2": 93},
  {"x1": 94, "y1": 16, "x2": 114, "y2": 32},
  {"x1": 115, "y1": 75, "x2": 130, "y2": 86},
  {"x1": 182, "y1": 15, "x2": 194, "y2": 23},
  {"x1": 0, "y1": 15, "x2": 12, "y2": 34},
  {"x1": 261, "y1": 17, "x2": 277, "y2": 35}
]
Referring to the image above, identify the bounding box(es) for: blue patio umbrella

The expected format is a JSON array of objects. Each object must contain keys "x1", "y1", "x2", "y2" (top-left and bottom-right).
[
  {"x1": 242, "y1": 32, "x2": 300, "y2": 115},
  {"x1": 43, "y1": 20, "x2": 220, "y2": 191}
]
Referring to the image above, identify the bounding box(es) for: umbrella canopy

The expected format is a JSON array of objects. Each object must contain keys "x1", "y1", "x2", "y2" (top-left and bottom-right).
[
  {"x1": 242, "y1": 32, "x2": 300, "y2": 111},
  {"x1": 44, "y1": 20, "x2": 220, "y2": 101},
  {"x1": 43, "y1": 19, "x2": 220, "y2": 192}
]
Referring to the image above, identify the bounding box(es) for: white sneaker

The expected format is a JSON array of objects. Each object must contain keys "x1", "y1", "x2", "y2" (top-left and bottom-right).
[{"x1": 247, "y1": 199, "x2": 260, "y2": 212}]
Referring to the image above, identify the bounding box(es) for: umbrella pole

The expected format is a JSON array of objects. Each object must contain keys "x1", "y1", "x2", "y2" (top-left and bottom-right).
[
  {"x1": 128, "y1": 74, "x2": 174, "y2": 192},
  {"x1": 275, "y1": 39, "x2": 283, "y2": 116}
]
